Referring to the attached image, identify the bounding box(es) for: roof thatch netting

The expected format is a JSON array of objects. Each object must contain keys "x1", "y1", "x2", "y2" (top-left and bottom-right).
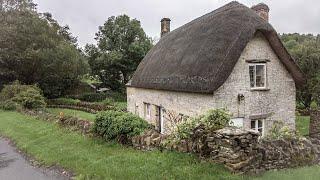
[{"x1": 129, "y1": 1, "x2": 305, "y2": 93}]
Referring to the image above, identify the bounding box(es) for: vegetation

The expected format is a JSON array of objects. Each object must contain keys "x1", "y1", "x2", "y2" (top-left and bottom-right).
[
  {"x1": 281, "y1": 34, "x2": 320, "y2": 108},
  {"x1": 0, "y1": 0, "x2": 88, "y2": 98},
  {"x1": 266, "y1": 121, "x2": 297, "y2": 140},
  {"x1": 93, "y1": 110, "x2": 149, "y2": 141},
  {"x1": 171, "y1": 109, "x2": 230, "y2": 141},
  {"x1": 0, "y1": 110, "x2": 239, "y2": 180},
  {"x1": 46, "y1": 108, "x2": 96, "y2": 122},
  {"x1": 296, "y1": 116, "x2": 310, "y2": 136},
  {"x1": 85, "y1": 15, "x2": 153, "y2": 91},
  {"x1": 1, "y1": 111, "x2": 320, "y2": 179},
  {"x1": 0, "y1": 81, "x2": 46, "y2": 109}
]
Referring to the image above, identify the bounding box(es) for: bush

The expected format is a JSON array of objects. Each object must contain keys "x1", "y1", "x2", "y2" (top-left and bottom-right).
[
  {"x1": 266, "y1": 121, "x2": 297, "y2": 140},
  {"x1": 93, "y1": 110, "x2": 149, "y2": 142},
  {"x1": 67, "y1": 91, "x2": 126, "y2": 102},
  {"x1": 172, "y1": 109, "x2": 230, "y2": 141},
  {"x1": 0, "y1": 100, "x2": 20, "y2": 111},
  {"x1": 0, "y1": 81, "x2": 29, "y2": 101},
  {"x1": 12, "y1": 86, "x2": 46, "y2": 109},
  {"x1": 310, "y1": 101, "x2": 318, "y2": 110},
  {"x1": 49, "y1": 98, "x2": 81, "y2": 106},
  {"x1": 0, "y1": 81, "x2": 46, "y2": 110}
]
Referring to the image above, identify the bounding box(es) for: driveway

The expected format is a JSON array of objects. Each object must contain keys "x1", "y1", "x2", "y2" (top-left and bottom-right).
[{"x1": 0, "y1": 137, "x2": 68, "y2": 180}]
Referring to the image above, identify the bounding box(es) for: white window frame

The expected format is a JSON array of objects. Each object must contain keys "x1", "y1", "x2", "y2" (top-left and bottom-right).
[
  {"x1": 251, "y1": 119, "x2": 265, "y2": 136},
  {"x1": 249, "y1": 63, "x2": 267, "y2": 89},
  {"x1": 144, "y1": 103, "x2": 151, "y2": 119}
]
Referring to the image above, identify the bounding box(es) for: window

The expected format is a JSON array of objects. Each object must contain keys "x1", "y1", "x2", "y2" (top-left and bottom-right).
[
  {"x1": 249, "y1": 63, "x2": 266, "y2": 89},
  {"x1": 134, "y1": 103, "x2": 139, "y2": 115},
  {"x1": 251, "y1": 119, "x2": 264, "y2": 135},
  {"x1": 144, "y1": 103, "x2": 151, "y2": 119}
]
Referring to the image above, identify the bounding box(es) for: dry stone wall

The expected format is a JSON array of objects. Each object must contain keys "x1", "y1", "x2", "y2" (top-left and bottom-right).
[{"x1": 132, "y1": 127, "x2": 320, "y2": 173}]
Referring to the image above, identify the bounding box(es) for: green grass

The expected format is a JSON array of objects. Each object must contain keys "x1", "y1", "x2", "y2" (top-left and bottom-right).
[
  {"x1": 0, "y1": 111, "x2": 240, "y2": 180},
  {"x1": 0, "y1": 111, "x2": 319, "y2": 179},
  {"x1": 296, "y1": 116, "x2": 310, "y2": 136},
  {"x1": 46, "y1": 108, "x2": 96, "y2": 122}
]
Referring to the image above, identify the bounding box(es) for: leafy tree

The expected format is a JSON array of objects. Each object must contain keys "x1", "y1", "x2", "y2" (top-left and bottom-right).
[
  {"x1": 281, "y1": 33, "x2": 320, "y2": 108},
  {"x1": 85, "y1": 15, "x2": 152, "y2": 91},
  {"x1": 0, "y1": 0, "x2": 88, "y2": 97}
]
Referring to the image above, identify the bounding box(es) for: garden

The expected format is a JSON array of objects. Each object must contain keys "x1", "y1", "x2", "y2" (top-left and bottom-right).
[{"x1": 0, "y1": 81, "x2": 319, "y2": 180}]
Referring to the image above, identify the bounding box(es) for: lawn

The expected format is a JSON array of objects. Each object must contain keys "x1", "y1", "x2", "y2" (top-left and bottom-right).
[
  {"x1": 0, "y1": 111, "x2": 240, "y2": 180},
  {"x1": 296, "y1": 116, "x2": 310, "y2": 136},
  {"x1": 0, "y1": 111, "x2": 319, "y2": 180},
  {"x1": 46, "y1": 108, "x2": 96, "y2": 122}
]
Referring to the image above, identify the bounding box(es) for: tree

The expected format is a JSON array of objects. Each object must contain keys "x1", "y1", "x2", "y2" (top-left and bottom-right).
[
  {"x1": 281, "y1": 33, "x2": 320, "y2": 108},
  {"x1": 0, "y1": 0, "x2": 88, "y2": 98},
  {"x1": 85, "y1": 15, "x2": 152, "y2": 91}
]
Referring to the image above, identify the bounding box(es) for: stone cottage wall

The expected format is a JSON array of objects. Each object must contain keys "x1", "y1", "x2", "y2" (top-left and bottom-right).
[
  {"x1": 127, "y1": 32, "x2": 296, "y2": 135},
  {"x1": 132, "y1": 127, "x2": 320, "y2": 173}
]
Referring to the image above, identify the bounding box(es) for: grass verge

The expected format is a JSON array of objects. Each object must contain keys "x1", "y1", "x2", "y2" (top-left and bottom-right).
[
  {"x1": 0, "y1": 110, "x2": 239, "y2": 180},
  {"x1": 0, "y1": 111, "x2": 319, "y2": 180}
]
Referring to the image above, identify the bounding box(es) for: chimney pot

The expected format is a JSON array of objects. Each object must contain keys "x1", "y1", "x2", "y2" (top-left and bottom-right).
[
  {"x1": 161, "y1": 18, "x2": 171, "y2": 37},
  {"x1": 251, "y1": 3, "x2": 270, "y2": 22}
]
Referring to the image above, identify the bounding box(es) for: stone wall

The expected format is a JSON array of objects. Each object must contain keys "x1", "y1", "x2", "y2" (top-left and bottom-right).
[
  {"x1": 127, "y1": 32, "x2": 296, "y2": 135},
  {"x1": 132, "y1": 127, "x2": 320, "y2": 174},
  {"x1": 310, "y1": 110, "x2": 320, "y2": 139}
]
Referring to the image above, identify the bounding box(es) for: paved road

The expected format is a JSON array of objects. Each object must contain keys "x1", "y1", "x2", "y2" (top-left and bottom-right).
[{"x1": 0, "y1": 137, "x2": 68, "y2": 180}]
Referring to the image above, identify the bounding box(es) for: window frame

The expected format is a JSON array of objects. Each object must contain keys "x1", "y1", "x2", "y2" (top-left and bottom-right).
[
  {"x1": 144, "y1": 103, "x2": 151, "y2": 119},
  {"x1": 250, "y1": 119, "x2": 265, "y2": 136},
  {"x1": 249, "y1": 63, "x2": 267, "y2": 90}
]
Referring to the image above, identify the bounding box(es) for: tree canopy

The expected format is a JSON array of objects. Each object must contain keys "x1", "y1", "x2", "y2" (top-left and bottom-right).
[
  {"x1": 85, "y1": 15, "x2": 152, "y2": 91},
  {"x1": 281, "y1": 33, "x2": 320, "y2": 107},
  {"x1": 0, "y1": 0, "x2": 88, "y2": 98}
]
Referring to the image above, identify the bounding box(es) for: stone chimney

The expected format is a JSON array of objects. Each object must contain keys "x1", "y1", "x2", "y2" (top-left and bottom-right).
[
  {"x1": 161, "y1": 18, "x2": 171, "y2": 37},
  {"x1": 251, "y1": 3, "x2": 270, "y2": 22}
]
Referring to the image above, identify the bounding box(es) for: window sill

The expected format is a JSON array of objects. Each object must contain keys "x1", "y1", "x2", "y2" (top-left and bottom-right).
[{"x1": 250, "y1": 88, "x2": 270, "y2": 92}]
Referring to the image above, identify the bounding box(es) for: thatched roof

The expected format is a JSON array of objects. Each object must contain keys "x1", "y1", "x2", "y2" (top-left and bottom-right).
[{"x1": 129, "y1": 1, "x2": 305, "y2": 93}]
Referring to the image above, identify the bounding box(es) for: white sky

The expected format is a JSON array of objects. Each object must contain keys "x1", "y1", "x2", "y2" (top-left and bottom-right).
[{"x1": 33, "y1": 0, "x2": 320, "y2": 47}]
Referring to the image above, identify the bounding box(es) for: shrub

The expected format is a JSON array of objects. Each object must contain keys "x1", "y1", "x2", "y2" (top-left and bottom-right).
[
  {"x1": 171, "y1": 109, "x2": 230, "y2": 141},
  {"x1": 12, "y1": 86, "x2": 46, "y2": 109},
  {"x1": 310, "y1": 101, "x2": 318, "y2": 110},
  {"x1": 266, "y1": 121, "x2": 297, "y2": 140},
  {"x1": 68, "y1": 91, "x2": 126, "y2": 102},
  {"x1": 49, "y1": 98, "x2": 81, "y2": 105},
  {"x1": 0, "y1": 100, "x2": 20, "y2": 111},
  {"x1": 77, "y1": 93, "x2": 108, "y2": 102},
  {"x1": 93, "y1": 110, "x2": 149, "y2": 142},
  {"x1": 0, "y1": 81, "x2": 29, "y2": 101}
]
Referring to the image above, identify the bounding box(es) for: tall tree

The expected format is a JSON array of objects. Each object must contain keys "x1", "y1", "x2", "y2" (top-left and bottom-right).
[
  {"x1": 85, "y1": 15, "x2": 152, "y2": 90},
  {"x1": 281, "y1": 33, "x2": 320, "y2": 107},
  {"x1": 0, "y1": 0, "x2": 88, "y2": 97}
]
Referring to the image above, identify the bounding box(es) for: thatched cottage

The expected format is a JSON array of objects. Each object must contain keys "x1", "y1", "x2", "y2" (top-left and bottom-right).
[{"x1": 127, "y1": 2, "x2": 304, "y2": 136}]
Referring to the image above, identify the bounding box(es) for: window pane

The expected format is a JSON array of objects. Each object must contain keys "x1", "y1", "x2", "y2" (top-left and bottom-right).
[
  {"x1": 251, "y1": 120, "x2": 256, "y2": 129},
  {"x1": 258, "y1": 120, "x2": 263, "y2": 128},
  {"x1": 256, "y1": 65, "x2": 265, "y2": 87},
  {"x1": 249, "y1": 66, "x2": 255, "y2": 88}
]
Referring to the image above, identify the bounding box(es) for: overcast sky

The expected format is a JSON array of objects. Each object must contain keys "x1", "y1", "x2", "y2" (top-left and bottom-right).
[{"x1": 33, "y1": 0, "x2": 320, "y2": 47}]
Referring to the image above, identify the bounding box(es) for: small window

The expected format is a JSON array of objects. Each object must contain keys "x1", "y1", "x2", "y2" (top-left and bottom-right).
[
  {"x1": 249, "y1": 63, "x2": 266, "y2": 89},
  {"x1": 251, "y1": 119, "x2": 264, "y2": 135},
  {"x1": 144, "y1": 103, "x2": 151, "y2": 119},
  {"x1": 135, "y1": 103, "x2": 139, "y2": 115}
]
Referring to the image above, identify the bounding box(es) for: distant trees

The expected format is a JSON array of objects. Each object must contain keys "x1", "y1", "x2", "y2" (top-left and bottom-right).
[
  {"x1": 85, "y1": 15, "x2": 152, "y2": 91},
  {"x1": 281, "y1": 33, "x2": 320, "y2": 108},
  {"x1": 0, "y1": 0, "x2": 88, "y2": 98}
]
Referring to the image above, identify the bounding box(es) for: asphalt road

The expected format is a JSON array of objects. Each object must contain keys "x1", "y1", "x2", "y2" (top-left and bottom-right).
[{"x1": 0, "y1": 137, "x2": 68, "y2": 180}]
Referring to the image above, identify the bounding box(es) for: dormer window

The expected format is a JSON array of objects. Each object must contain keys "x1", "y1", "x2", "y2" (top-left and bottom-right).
[{"x1": 249, "y1": 63, "x2": 267, "y2": 89}]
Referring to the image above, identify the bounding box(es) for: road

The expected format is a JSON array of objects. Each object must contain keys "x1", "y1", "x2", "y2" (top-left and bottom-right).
[{"x1": 0, "y1": 137, "x2": 68, "y2": 180}]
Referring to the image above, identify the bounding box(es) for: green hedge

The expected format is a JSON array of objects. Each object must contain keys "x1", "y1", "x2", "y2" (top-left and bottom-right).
[
  {"x1": 93, "y1": 110, "x2": 149, "y2": 142},
  {"x1": 67, "y1": 92, "x2": 126, "y2": 102}
]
